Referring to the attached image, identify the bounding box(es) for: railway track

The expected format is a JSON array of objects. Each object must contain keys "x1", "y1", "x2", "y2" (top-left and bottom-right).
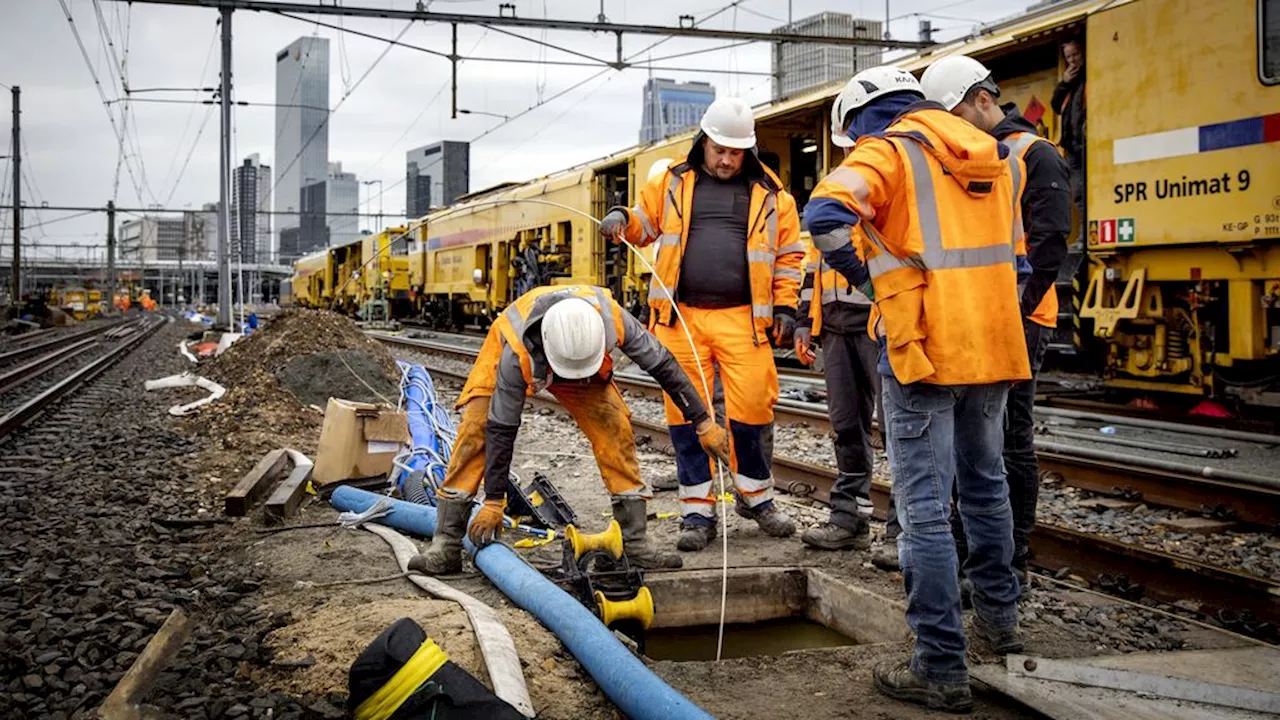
[
  {"x1": 371, "y1": 330, "x2": 1280, "y2": 639},
  {"x1": 0, "y1": 317, "x2": 166, "y2": 442}
]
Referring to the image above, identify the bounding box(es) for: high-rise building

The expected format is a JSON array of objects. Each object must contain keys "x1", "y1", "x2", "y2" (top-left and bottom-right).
[
  {"x1": 274, "y1": 36, "x2": 330, "y2": 257},
  {"x1": 326, "y1": 161, "x2": 360, "y2": 247},
  {"x1": 772, "y1": 13, "x2": 883, "y2": 100},
  {"x1": 119, "y1": 215, "x2": 201, "y2": 263},
  {"x1": 405, "y1": 141, "x2": 470, "y2": 217},
  {"x1": 639, "y1": 78, "x2": 715, "y2": 145},
  {"x1": 232, "y1": 154, "x2": 272, "y2": 264}
]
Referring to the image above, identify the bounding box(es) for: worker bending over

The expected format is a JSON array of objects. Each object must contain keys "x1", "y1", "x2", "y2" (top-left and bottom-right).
[
  {"x1": 600, "y1": 97, "x2": 806, "y2": 552},
  {"x1": 923, "y1": 55, "x2": 1070, "y2": 585},
  {"x1": 793, "y1": 82, "x2": 884, "y2": 551},
  {"x1": 805, "y1": 66, "x2": 1029, "y2": 713},
  {"x1": 407, "y1": 285, "x2": 731, "y2": 575}
]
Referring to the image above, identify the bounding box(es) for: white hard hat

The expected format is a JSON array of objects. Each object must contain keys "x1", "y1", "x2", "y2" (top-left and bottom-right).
[
  {"x1": 647, "y1": 158, "x2": 673, "y2": 183},
  {"x1": 699, "y1": 97, "x2": 756, "y2": 149},
  {"x1": 830, "y1": 67, "x2": 922, "y2": 146},
  {"x1": 541, "y1": 297, "x2": 606, "y2": 380},
  {"x1": 920, "y1": 55, "x2": 999, "y2": 111}
]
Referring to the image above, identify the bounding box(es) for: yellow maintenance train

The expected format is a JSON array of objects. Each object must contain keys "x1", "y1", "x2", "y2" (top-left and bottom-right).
[{"x1": 290, "y1": 0, "x2": 1280, "y2": 403}]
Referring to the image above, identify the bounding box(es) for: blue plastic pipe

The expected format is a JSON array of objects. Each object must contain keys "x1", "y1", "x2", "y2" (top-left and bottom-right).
[
  {"x1": 330, "y1": 486, "x2": 714, "y2": 720},
  {"x1": 397, "y1": 363, "x2": 450, "y2": 503}
]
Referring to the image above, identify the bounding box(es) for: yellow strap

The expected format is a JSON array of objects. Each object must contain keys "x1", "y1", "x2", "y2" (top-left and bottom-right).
[{"x1": 353, "y1": 639, "x2": 450, "y2": 720}]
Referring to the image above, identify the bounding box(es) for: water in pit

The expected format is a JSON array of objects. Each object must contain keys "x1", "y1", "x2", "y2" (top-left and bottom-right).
[{"x1": 643, "y1": 617, "x2": 857, "y2": 662}]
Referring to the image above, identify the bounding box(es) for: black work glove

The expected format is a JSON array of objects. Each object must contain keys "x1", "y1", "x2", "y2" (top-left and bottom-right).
[
  {"x1": 599, "y1": 209, "x2": 628, "y2": 244},
  {"x1": 771, "y1": 311, "x2": 796, "y2": 348}
]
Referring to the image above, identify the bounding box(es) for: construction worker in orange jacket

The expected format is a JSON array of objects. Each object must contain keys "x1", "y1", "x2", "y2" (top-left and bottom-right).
[
  {"x1": 407, "y1": 285, "x2": 731, "y2": 575},
  {"x1": 922, "y1": 55, "x2": 1070, "y2": 585},
  {"x1": 600, "y1": 97, "x2": 805, "y2": 552},
  {"x1": 805, "y1": 66, "x2": 1030, "y2": 713}
]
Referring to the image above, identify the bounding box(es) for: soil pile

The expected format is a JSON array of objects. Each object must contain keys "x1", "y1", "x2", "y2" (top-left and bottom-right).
[{"x1": 186, "y1": 309, "x2": 401, "y2": 490}]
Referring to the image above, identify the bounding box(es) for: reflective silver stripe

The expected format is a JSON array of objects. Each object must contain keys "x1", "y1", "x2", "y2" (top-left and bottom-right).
[
  {"x1": 591, "y1": 286, "x2": 618, "y2": 349},
  {"x1": 1008, "y1": 154, "x2": 1024, "y2": 247},
  {"x1": 658, "y1": 232, "x2": 681, "y2": 247},
  {"x1": 897, "y1": 141, "x2": 945, "y2": 261},
  {"x1": 748, "y1": 249, "x2": 776, "y2": 264},
  {"x1": 825, "y1": 166, "x2": 873, "y2": 212},
  {"x1": 800, "y1": 287, "x2": 815, "y2": 302},
  {"x1": 820, "y1": 288, "x2": 838, "y2": 304},
  {"x1": 805, "y1": 260, "x2": 821, "y2": 272},
  {"x1": 1004, "y1": 133, "x2": 1039, "y2": 156},
  {"x1": 648, "y1": 279, "x2": 673, "y2": 302},
  {"x1": 752, "y1": 304, "x2": 772, "y2": 319},
  {"x1": 764, "y1": 192, "x2": 778, "y2": 251},
  {"x1": 864, "y1": 220, "x2": 924, "y2": 278},
  {"x1": 502, "y1": 301, "x2": 529, "y2": 340},
  {"x1": 678, "y1": 480, "x2": 714, "y2": 503},
  {"x1": 632, "y1": 204, "x2": 656, "y2": 240},
  {"x1": 812, "y1": 228, "x2": 850, "y2": 252},
  {"x1": 733, "y1": 474, "x2": 773, "y2": 508},
  {"x1": 774, "y1": 267, "x2": 803, "y2": 282},
  {"x1": 778, "y1": 241, "x2": 806, "y2": 255}
]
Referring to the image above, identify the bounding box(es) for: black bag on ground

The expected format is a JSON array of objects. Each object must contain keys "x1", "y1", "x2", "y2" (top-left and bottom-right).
[{"x1": 346, "y1": 617, "x2": 525, "y2": 720}]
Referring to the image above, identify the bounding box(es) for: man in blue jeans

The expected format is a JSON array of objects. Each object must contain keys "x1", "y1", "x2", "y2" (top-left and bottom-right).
[{"x1": 805, "y1": 66, "x2": 1029, "y2": 712}]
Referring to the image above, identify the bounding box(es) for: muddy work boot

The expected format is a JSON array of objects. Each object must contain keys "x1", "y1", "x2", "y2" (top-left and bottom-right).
[
  {"x1": 406, "y1": 497, "x2": 472, "y2": 575},
  {"x1": 871, "y1": 539, "x2": 901, "y2": 571},
  {"x1": 873, "y1": 660, "x2": 973, "y2": 714},
  {"x1": 650, "y1": 475, "x2": 679, "y2": 492},
  {"x1": 801, "y1": 517, "x2": 871, "y2": 551},
  {"x1": 676, "y1": 521, "x2": 717, "y2": 552},
  {"x1": 735, "y1": 498, "x2": 796, "y2": 538},
  {"x1": 973, "y1": 615, "x2": 1024, "y2": 655},
  {"x1": 612, "y1": 498, "x2": 682, "y2": 569}
]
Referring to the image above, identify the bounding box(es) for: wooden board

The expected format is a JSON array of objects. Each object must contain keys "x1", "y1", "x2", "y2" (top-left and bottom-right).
[{"x1": 223, "y1": 449, "x2": 289, "y2": 516}]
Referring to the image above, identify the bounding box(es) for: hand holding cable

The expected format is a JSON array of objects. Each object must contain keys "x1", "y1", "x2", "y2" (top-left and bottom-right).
[
  {"x1": 695, "y1": 418, "x2": 732, "y2": 466},
  {"x1": 467, "y1": 498, "x2": 506, "y2": 547},
  {"x1": 599, "y1": 209, "x2": 628, "y2": 245},
  {"x1": 794, "y1": 325, "x2": 816, "y2": 365}
]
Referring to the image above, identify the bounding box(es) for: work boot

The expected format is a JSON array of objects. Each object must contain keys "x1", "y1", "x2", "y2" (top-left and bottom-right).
[
  {"x1": 873, "y1": 660, "x2": 973, "y2": 714},
  {"x1": 871, "y1": 539, "x2": 900, "y2": 571},
  {"x1": 973, "y1": 615, "x2": 1024, "y2": 655},
  {"x1": 801, "y1": 517, "x2": 871, "y2": 551},
  {"x1": 735, "y1": 499, "x2": 796, "y2": 538},
  {"x1": 676, "y1": 521, "x2": 717, "y2": 552},
  {"x1": 406, "y1": 497, "x2": 471, "y2": 575},
  {"x1": 612, "y1": 498, "x2": 682, "y2": 569},
  {"x1": 651, "y1": 475, "x2": 679, "y2": 491}
]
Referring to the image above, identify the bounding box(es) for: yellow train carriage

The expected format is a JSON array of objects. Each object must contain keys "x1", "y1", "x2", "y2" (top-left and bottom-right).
[
  {"x1": 1078, "y1": 0, "x2": 1280, "y2": 401},
  {"x1": 288, "y1": 251, "x2": 329, "y2": 308}
]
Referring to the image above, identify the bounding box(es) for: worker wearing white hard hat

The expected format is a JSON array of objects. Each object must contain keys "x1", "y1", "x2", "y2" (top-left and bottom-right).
[
  {"x1": 806, "y1": 64, "x2": 1030, "y2": 711},
  {"x1": 407, "y1": 285, "x2": 731, "y2": 575},
  {"x1": 598, "y1": 96, "x2": 805, "y2": 552},
  {"x1": 922, "y1": 53, "x2": 1071, "y2": 591}
]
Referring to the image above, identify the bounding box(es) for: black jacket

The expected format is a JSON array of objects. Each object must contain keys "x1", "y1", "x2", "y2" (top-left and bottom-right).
[
  {"x1": 993, "y1": 104, "x2": 1071, "y2": 319},
  {"x1": 1051, "y1": 73, "x2": 1086, "y2": 158}
]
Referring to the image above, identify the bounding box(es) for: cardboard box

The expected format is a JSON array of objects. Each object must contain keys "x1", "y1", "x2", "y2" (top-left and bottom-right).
[{"x1": 312, "y1": 398, "x2": 410, "y2": 487}]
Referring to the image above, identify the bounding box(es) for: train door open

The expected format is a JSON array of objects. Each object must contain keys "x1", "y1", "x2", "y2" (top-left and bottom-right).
[{"x1": 593, "y1": 162, "x2": 630, "y2": 304}]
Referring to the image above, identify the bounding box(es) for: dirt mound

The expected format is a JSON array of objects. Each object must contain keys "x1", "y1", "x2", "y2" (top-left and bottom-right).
[
  {"x1": 205, "y1": 309, "x2": 398, "y2": 385},
  {"x1": 277, "y1": 349, "x2": 400, "y2": 408}
]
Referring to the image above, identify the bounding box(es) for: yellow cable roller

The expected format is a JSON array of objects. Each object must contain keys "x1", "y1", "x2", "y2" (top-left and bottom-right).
[
  {"x1": 565, "y1": 519, "x2": 624, "y2": 561},
  {"x1": 595, "y1": 586, "x2": 654, "y2": 630}
]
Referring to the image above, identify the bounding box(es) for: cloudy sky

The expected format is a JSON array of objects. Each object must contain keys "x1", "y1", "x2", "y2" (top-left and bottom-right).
[{"x1": 1, "y1": 0, "x2": 1032, "y2": 259}]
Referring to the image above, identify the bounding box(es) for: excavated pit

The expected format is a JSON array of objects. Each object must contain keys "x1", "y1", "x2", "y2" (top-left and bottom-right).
[{"x1": 642, "y1": 567, "x2": 908, "y2": 662}]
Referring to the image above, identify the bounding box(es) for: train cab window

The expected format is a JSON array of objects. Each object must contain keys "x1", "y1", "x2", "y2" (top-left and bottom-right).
[{"x1": 1263, "y1": 0, "x2": 1280, "y2": 84}]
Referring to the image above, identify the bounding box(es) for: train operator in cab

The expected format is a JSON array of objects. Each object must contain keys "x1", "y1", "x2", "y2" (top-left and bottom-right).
[
  {"x1": 923, "y1": 55, "x2": 1070, "y2": 586},
  {"x1": 406, "y1": 285, "x2": 731, "y2": 574},
  {"x1": 599, "y1": 97, "x2": 806, "y2": 553},
  {"x1": 805, "y1": 66, "x2": 1029, "y2": 713}
]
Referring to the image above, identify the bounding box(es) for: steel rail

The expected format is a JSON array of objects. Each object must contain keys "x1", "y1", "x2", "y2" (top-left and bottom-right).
[
  {"x1": 0, "y1": 339, "x2": 100, "y2": 396},
  {"x1": 0, "y1": 320, "x2": 129, "y2": 366},
  {"x1": 0, "y1": 319, "x2": 164, "y2": 441}
]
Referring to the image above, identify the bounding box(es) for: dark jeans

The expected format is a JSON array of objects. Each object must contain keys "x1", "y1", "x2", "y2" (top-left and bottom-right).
[
  {"x1": 886, "y1": 376, "x2": 1019, "y2": 685},
  {"x1": 821, "y1": 320, "x2": 881, "y2": 531},
  {"x1": 1068, "y1": 152, "x2": 1086, "y2": 228}
]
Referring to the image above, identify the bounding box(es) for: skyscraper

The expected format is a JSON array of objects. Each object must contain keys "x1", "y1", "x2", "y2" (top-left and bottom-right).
[
  {"x1": 639, "y1": 78, "x2": 715, "y2": 145},
  {"x1": 405, "y1": 141, "x2": 470, "y2": 217},
  {"x1": 772, "y1": 13, "x2": 883, "y2": 100},
  {"x1": 275, "y1": 36, "x2": 330, "y2": 260},
  {"x1": 231, "y1": 154, "x2": 272, "y2": 264},
  {"x1": 326, "y1": 161, "x2": 360, "y2": 247}
]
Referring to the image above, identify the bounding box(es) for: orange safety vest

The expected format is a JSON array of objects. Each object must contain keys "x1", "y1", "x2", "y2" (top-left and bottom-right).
[
  {"x1": 623, "y1": 162, "x2": 806, "y2": 339},
  {"x1": 801, "y1": 240, "x2": 872, "y2": 336},
  {"x1": 811, "y1": 109, "x2": 1031, "y2": 386},
  {"x1": 457, "y1": 285, "x2": 628, "y2": 408},
  {"x1": 1003, "y1": 131, "x2": 1060, "y2": 329}
]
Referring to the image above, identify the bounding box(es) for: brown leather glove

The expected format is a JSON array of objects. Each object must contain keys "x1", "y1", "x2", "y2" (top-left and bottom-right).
[
  {"x1": 467, "y1": 498, "x2": 506, "y2": 547},
  {"x1": 696, "y1": 418, "x2": 732, "y2": 466}
]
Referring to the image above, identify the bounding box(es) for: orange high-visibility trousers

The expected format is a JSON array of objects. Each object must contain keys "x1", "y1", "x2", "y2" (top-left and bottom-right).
[
  {"x1": 652, "y1": 304, "x2": 779, "y2": 523},
  {"x1": 438, "y1": 381, "x2": 648, "y2": 500}
]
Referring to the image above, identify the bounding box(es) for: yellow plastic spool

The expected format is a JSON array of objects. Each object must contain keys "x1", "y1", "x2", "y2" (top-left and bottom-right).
[
  {"x1": 565, "y1": 520, "x2": 624, "y2": 561},
  {"x1": 595, "y1": 586, "x2": 654, "y2": 630}
]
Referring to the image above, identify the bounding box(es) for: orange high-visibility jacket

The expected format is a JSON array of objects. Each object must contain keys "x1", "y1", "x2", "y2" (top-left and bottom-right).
[
  {"x1": 619, "y1": 159, "x2": 804, "y2": 339},
  {"x1": 1004, "y1": 130, "x2": 1059, "y2": 329},
  {"x1": 800, "y1": 237, "x2": 873, "y2": 336},
  {"x1": 457, "y1": 285, "x2": 627, "y2": 408},
  {"x1": 809, "y1": 108, "x2": 1031, "y2": 386}
]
